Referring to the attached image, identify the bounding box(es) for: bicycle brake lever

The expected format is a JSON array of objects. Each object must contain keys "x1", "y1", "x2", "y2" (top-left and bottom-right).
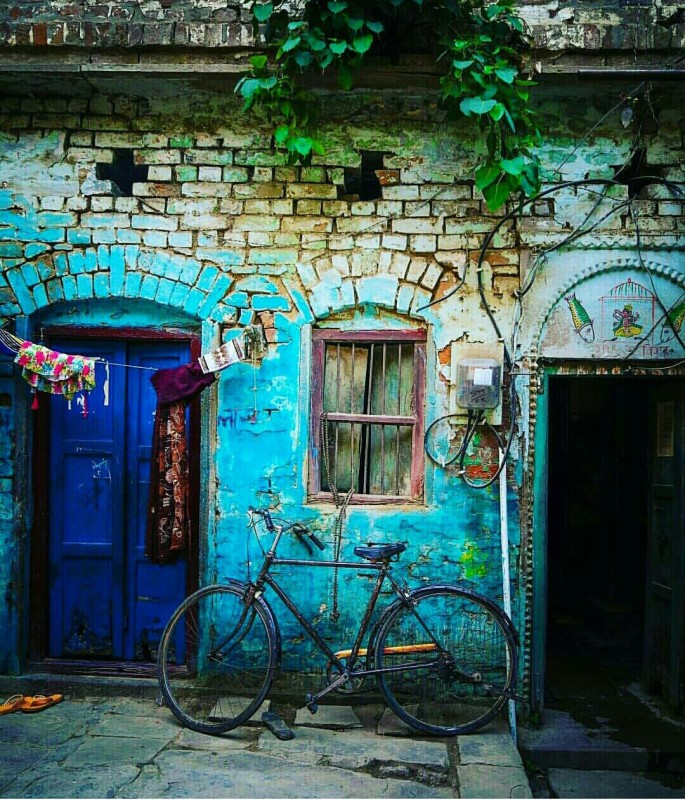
[
  {"x1": 294, "y1": 529, "x2": 313, "y2": 555},
  {"x1": 308, "y1": 531, "x2": 325, "y2": 551}
]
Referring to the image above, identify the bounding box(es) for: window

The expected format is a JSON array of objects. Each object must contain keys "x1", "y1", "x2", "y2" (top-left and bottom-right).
[{"x1": 309, "y1": 329, "x2": 426, "y2": 503}]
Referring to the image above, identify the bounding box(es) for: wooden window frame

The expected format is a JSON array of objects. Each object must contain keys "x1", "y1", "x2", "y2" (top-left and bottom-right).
[{"x1": 309, "y1": 328, "x2": 426, "y2": 505}]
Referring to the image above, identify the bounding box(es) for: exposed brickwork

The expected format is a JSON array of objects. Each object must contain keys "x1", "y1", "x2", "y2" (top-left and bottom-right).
[
  {"x1": 0, "y1": 87, "x2": 683, "y2": 331},
  {"x1": 0, "y1": 1, "x2": 682, "y2": 52}
]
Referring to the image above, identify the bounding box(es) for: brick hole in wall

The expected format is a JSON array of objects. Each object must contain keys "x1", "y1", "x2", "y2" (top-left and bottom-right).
[
  {"x1": 96, "y1": 149, "x2": 149, "y2": 196},
  {"x1": 343, "y1": 150, "x2": 392, "y2": 201},
  {"x1": 612, "y1": 146, "x2": 664, "y2": 199}
]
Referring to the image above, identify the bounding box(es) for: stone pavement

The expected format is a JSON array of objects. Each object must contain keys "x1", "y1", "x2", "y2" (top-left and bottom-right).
[{"x1": 0, "y1": 690, "x2": 531, "y2": 798}]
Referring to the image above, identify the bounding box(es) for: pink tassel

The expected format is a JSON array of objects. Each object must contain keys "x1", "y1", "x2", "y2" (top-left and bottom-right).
[{"x1": 31, "y1": 393, "x2": 39, "y2": 410}]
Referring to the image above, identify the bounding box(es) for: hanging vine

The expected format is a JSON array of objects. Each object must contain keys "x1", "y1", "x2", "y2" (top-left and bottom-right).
[{"x1": 236, "y1": 0, "x2": 542, "y2": 210}]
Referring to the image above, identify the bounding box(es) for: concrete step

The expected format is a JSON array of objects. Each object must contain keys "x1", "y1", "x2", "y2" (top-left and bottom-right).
[{"x1": 519, "y1": 710, "x2": 685, "y2": 775}]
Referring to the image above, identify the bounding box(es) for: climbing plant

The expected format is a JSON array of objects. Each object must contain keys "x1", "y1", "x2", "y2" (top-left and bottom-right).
[{"x1": 236, "y1": 0, "x2": 542, "y2": 210}]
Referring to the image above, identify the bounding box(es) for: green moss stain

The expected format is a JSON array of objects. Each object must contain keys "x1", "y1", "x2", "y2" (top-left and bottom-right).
[{"x1": 461, "y1": 541, "x2": 489, "y2": 580}]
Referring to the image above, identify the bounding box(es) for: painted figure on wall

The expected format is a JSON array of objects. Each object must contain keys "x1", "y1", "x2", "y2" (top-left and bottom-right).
[{"x1": 612, "y1": 303, "x2": 643, "y2": 338}]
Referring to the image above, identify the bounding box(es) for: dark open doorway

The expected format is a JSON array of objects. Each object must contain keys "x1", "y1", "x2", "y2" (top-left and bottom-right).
[{"x1": 545, "y1": 375, "x2": 684, "y2": 752}]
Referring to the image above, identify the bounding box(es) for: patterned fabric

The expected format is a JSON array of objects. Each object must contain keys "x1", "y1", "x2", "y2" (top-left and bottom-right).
[
  {"x1": 146, "y1": 402, "x2": 189, "y2": 563},
  {"x1": 146, "y1": 362, "x2": 216, "y2": 564},
  {"x1": 14, "y1": 341, "x2": 96, "y2": 400}
]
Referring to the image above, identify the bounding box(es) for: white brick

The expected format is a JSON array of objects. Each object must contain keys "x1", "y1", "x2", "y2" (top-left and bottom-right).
[
  {"x1": 115, "y1": 197, "x2": 141, "y2": 213},
  {"x1": 66, "y1": 196, "x2": 88, "y2": 211},
  {"x1": 420, "y1": 262, "x2": 443, "y2": 290},
  {"x1": 41, "y1": 196, "x2": 65, "y2": 211},
  {"x1": 382, "y1": 185, "x2": 419, "y2": 200},
  {"x1": 169, "y1": 231, "x2": 193, "y2": 248},
  {"x1": 382, "y1": 233, "x2": 408, "y2": 251},
  {"x1": 198, "y1": 166, "x2": 223, "y2": 182},
  {"x1": 148, "y1": 165, "x2": 173, "y2": 181},
  {"x1": 132, "y1": 214, "x2": 179, "y2": 231},
  {"x1": 407, "y1": 257, "x2": 428, "y2": 283},
  {"x1": 390, "y1": 253, "x2": 410, "y2": 279},
  {"x1": 91, "y1": 197, "x2": 113, "y2": 212},
  {"x1": 410, "y1": 234, "x2": 437, "y2": 253},
  {"x1": 392, "y1": 218, "x2": 444, "y2": 235}
]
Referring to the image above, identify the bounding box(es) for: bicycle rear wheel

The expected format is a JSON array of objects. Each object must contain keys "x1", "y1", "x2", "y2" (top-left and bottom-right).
[
  {"x1": 158, "y1": 584, "x2": 278, "y2": 735},
  {"x1": 375, "y1": 585, "x2": 516, "y2": 736}
]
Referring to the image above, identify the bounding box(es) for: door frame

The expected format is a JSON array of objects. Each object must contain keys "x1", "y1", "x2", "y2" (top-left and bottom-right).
[
  {"x1": 529, "y1": 360, "x2": 685, "y2": 716},
  {"x1": 29, "y1": 326, "x2": 202, "y2": 667}
]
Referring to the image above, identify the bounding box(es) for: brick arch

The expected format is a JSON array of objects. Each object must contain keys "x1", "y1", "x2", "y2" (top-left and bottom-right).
[
  {"x1": 1, "y1": 245, "x2": 241, "y2": 326},
  {"x1": 296, "y1": 248, "x2": 442, "y2": 322}
]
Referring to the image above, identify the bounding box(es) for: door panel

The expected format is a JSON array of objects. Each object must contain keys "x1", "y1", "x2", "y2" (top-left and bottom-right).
[
  {"x1": 49, "y1": 343, "x2": 125, "y2": 658},
  {"x1": 48, "y1": 338, "x2": 190, "y2": 661},
  {"x1": 645, "y1": 385, "x2": 685, "y2": 711},
  {"x1": 125, "y1": 343, "x2": 187, "y2": 661}
]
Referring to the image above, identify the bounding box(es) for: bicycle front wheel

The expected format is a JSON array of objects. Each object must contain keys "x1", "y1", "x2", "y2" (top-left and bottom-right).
[
  {"x1": 158, "y1": 584, "x2": 278, "y2": 735},
  {"x1": 375, "y1": 586, "x2": 516, "y2": 736}
]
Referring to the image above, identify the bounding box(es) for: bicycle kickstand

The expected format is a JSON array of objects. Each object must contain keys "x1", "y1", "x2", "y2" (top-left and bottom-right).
[{"x1": 305, "y1": 671, "x2": 352, "y2": 713}]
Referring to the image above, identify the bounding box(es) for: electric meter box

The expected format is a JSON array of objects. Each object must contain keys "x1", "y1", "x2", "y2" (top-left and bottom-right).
[{"x1": 455, "y1": 358, "x2": 502, "y2": 410}]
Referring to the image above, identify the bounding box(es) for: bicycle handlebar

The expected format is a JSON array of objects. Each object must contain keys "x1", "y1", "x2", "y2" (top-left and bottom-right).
[{"x1": 248, "y1": 507, "x2": 325, "y2": 552}]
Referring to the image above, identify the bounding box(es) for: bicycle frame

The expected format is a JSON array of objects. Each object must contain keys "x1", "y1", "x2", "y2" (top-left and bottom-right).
[{"x1": 235, "y1": 519, "x2": 451, "y2": 704}]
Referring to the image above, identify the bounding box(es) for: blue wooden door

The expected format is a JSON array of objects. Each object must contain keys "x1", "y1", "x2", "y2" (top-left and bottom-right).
[{"x1": 48, "y1": 339, "x2": 189, "y2": 660}]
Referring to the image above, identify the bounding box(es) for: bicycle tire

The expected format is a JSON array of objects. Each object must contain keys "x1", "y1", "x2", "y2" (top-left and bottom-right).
[
  {"x1": 375, "y1": 585, "x2": 517, "y2": 736},
  {"x1": 158, "y1": 584, "x2": 278, "y2": 735}
]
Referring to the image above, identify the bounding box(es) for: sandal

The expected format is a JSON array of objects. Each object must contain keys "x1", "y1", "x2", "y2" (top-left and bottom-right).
[
  {"x1": 18, "y1": 694, "x2": 63, "y2": 713},
  {"x1": 0, "y1": 695, "x2": 25, "y2": 715},
  {"x1": 262, "y1": 711, "x2": 295, "y2": 741}
]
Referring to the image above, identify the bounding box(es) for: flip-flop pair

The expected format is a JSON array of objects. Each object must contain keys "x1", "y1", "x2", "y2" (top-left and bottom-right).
[{"x1": 0, "y1": 694, "x2": 63, "y2": 715}]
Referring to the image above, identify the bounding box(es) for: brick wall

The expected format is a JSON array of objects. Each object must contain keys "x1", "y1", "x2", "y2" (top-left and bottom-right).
[
  {"x1": 0, "y1": 1, "x2": 682, "y2": 51},
  {"x1": 0, "y1": 80, "x2": 683, "y2": 676}
]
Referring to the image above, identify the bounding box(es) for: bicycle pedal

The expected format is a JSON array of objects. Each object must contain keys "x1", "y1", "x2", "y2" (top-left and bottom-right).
[{"x1": 305, "y1": 694, "x2": 318, "y2": 714}]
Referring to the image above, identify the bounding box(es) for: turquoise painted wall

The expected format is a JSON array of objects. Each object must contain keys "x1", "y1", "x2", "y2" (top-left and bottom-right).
[{"x1": 0, "y1": 83, "x2": 683, "y2": 692}]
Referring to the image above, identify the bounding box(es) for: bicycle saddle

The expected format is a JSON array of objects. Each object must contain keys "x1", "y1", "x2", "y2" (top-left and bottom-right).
[{"x1": 354, "y1": 543, "x2": 406, "y2": 561}]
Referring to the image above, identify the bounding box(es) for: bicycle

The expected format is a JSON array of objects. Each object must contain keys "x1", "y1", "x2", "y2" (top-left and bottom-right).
[{"x1": 157, "y1": 506, "x2": 519, "y2": 737}]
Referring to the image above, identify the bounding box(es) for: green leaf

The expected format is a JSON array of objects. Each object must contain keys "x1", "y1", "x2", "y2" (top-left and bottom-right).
[
  {"x1": 250, "y1": 54, "x2": 268, "y2": 70},
  {"x1": 489, "y1": 102, "x2": 505, "y2": 121},
  {"x1": 238, "y1": 78, "x2": 262, "y2": 100},
  {"x1": 319, "y1": 50, "x2": 334, "y2": 69},
  {"x1": 475, "y1": 161, "x2": 501, "y2": 189},
  {"x1": 307, "y1": 33, "x2": 327, "y2": 51},
  {"x1": 328, "y1": 0, "x2": 347, "y2": 12},
  {"x1": 452, "y1": 59, "x2": 474, "y2": 69},
  {"x1": 366, "y1": 20, "x2": 384, "y2": 34},
  {"x1": 330, "y1": 40, "x2": 347, "y2": 54},
  {"x1": 253, "y1": 2, "x2": 273, "y2": 22},
  {"x1": 346, "y1": 16, "x2": 365, "y2": 31},
  {"x1": 295, "y1": 50, "x2": 313, "y2": 67},
  {"x1": 482, "y1": 174, "x2": 514, "y2": 210},
  {"x1": 500, "y1": 156, "x2": 525, "y2": 175},
  {"x1": 503, "y1": 107, "x2": 516, "y2": 132},
  {"x1": 460, "y1": 96, "x2": 497, "y2": 115},
  {"x1": 294, "y1": 136, "x2": 313, "y2": 157},
  {"x1": 281, "y1": 35, "x2": 301, "y2": 52},
  {"x1": 495, "y1": 66, "x2": 517, "y2": 83},
  {"x1": 312, "y1": 139, "x2": 326, "y2": 156},
  {"x1": 352, "y1": 33, "x2": 373, "y2": 53},
  {"x1": 274, "y1": 124, "x2": 290, "y2": 145}
]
